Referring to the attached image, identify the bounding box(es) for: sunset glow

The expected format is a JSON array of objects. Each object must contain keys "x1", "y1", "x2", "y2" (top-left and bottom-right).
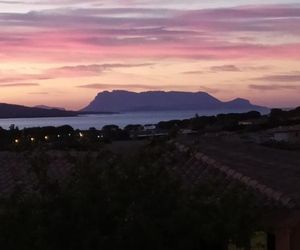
[{"x1": 1, "y1": 0, "x2": 300, "y2": 109}]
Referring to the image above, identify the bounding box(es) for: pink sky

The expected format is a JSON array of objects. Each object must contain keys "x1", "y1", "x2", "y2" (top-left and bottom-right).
[{"x1": 0, "y1": 1, "x2": 300, "y2": 110}]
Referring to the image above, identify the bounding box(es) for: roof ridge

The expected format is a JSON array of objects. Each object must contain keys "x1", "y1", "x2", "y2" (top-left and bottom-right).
[{"x1": 173, "y1": 142, "x2": 297, "y2": 209}]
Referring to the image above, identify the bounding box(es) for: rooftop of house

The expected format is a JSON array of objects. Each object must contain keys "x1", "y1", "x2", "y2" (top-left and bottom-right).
[{"x1": 175, "y1": 135, "x2": 300, "y2": 209}]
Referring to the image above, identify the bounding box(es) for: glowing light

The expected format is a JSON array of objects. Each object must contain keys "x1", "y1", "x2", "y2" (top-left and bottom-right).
[
  {"x1": 30, "y1": 137, "x2": 35, "y2": 142},
  {"x1": 57, "y1": 134, "x2": 61, "y2": 138},
  {"x1": 14, "y1": 139, "x2": 19, "y2": 144},
  {"x1": 79, "y1": 132, "x2": 84, "y2": 138},
  {"x1": 45, "y1": 136, "x2": 49, "y2": 140}
]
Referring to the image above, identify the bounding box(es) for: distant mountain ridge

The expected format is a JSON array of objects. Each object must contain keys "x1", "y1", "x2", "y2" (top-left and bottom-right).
[
  {"x1": 34, "y1": 105, "x2": 66, "y2": 111},
  {"x1": 0, "y1": 103, "x2": 77, "y2": 119},
  {"x1": 82, "y1": 90, "x2": 268, "y2": 113}
]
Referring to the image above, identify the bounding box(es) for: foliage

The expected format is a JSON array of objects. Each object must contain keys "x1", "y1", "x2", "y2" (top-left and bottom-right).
[
  {"x1": 0, "y1": 143, "x2": 262, "y2": 250},
  {"x1": 2, "y1": 107, "x2": 300, "y2": 151}
]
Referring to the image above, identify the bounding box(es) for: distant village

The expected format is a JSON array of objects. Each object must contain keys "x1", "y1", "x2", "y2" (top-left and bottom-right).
[{"x1": 0, "y1": 107, "x2": 299, "y2": 151}]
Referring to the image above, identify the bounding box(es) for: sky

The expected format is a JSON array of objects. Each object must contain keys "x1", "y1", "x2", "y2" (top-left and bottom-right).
[{"x1": 0, "y1": 0, "x2": 300, "y2": 110}]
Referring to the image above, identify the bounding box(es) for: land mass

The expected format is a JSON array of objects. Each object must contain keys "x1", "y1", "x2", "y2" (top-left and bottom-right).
[
  {"x1": 0, "y1": 103, "x2": 77, "y2": 119},
  {"x1": 34, "y1": 105, "x2": 66, "y2": 111},
  {"x1": 0, "y1": 103, "x2": 118, "y2": 119},
  {"x1": 0, "y1": 90, "x2": 268, "y2": 119},
  {"x1": 83, "y1": 90, "x2": 268, "y2": 113}
]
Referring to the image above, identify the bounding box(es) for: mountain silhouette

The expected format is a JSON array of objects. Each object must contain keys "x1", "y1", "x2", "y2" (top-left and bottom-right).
[
  {"x1": 0, "y1": 103, "x2": 77, "y2": 119},
  {"x1": 82, "y1": 90, "x2": 268, "y2": 112},
  {"x1": 34, "y1": 105, "x2": 66, "y2": 111}
]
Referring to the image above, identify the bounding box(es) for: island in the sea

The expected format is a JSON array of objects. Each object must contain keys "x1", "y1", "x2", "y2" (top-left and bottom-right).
[
  {"x1": 0, "y1": 90, "x2": 268, "y2": 119},
  {"x1": 83, "y1": 90, "x2": 268, "y2": 113}
]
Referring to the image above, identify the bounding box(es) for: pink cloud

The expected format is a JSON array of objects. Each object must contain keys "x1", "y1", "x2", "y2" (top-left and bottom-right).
[
  {"x1": 249, "y1": 84, "x2": 300, "y2": 91},
  {"x1": 0, "y1": 4, "x2": 299, "y2": 63},
  {"x1": 0, "y1": 63, "x2": 153, "y2": 84},
  {"x1": 210, "y1": 65, "x2": 241, "y2": 72},
  {"x1": 0, "y1": 82, "x2": 39, "y2": 87},
  {"x1": 255, "y1": 72, "x2": 300, "y2": 82}
]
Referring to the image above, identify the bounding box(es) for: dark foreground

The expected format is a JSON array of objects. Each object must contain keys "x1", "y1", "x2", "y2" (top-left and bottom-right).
[
  {"x1": 0, "y1": 139, "x2": 263, "y2": 250},
  {"x1": 0, "y1": 107, "x2": 300, "y2": 249}
]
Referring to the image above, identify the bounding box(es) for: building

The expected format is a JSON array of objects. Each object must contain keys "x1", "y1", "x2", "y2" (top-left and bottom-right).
[
  {"x1": 143, "y1": 124, "x2": 157, "y2": 131},
  {"x1": 179, "y1": 129, "x2": 197, "y2": 135},
  {"x1": 238, "y1": 121, "x2": 254, "y2": 126},
  {"x1": 172, "y1": 136, "x2": 300, "y2": 250},
  {"x1": 238, "y1": 118, "x2": 268, "y2": 126},
  {"x1": 271, "y1": 126, "x2": 300, "y2": 143}
]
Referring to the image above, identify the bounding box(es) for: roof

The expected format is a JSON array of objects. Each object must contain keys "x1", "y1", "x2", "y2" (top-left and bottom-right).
[{"x1": 174, "y1": 136, "x2": 300, "y2": 208}]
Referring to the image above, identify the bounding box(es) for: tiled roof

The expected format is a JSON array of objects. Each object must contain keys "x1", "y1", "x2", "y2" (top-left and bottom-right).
[{"x1": 172, "y1": 137, "x2": 300, "y2": 209}]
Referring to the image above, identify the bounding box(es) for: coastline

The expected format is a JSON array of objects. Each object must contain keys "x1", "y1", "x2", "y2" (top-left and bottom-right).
[{"x1": 0, "y1": 109, "x2": 269, "y2": 130}]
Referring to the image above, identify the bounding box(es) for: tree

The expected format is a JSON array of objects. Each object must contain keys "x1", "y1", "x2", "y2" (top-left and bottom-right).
[{"x1": 0, "y1": 145, "x2": 261, "y2": 250}]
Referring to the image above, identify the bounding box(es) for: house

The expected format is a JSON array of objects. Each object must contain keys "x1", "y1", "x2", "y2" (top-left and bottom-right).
[
  {"x1": 136, "y1": 131, "x2": 168, "y2": 139},
  {"x1": 180, "y1": 129, "x2": 197, "y2": 135},
  {"x1": 128, "y1": 124, "x2": 168, "y2": 139},
  {"x1": 238, "y1": 121, "x2": 253, "y2": 126},
  {"x1": 239, "y1": 132, "x2": 273, "y2": 144},
  {"x1": 238, "y1": 118, "x2": 268, "y2": 126},
  {"x1": 271, "y1": 126, "x2": 300, "y2": 143},
  {"x1": 143, "y1": 124, "x2": 156, "y2": 131},
  {"x1": 172, "y1": 137, "x2": 300, "y2": 250}
]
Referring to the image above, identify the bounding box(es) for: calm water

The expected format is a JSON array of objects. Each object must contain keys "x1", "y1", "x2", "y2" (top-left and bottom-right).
[{"x1": 0, "y1": 110, "x2": 257, "y2": 130}]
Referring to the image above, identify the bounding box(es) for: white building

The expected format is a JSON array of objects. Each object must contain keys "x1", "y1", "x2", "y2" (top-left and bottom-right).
[
  {"x1": 143, "y1": 124, "x2": 156, "y2": 131},
  {"x1": 272, "y1": 126, "x2": 300, "y2": 143}
]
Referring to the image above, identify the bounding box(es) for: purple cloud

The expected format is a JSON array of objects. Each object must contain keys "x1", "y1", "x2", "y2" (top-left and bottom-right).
[
  {"x1": 77, "y1": 83, "x2": 219, "y2": 93},
  {"x1": 249, "y1": 84, "x2": 300, "y2": 91},
  {"x1": 255, "y1": 73, "x2": 300, "y2": 82},
  {"x1": 0, "y1": 82, "x2": 39, "y2": 87},
  {"x1": 210, "y1": 65, "x2": 241, "y2": 72},
  {"x1": 182, "y1": 71, "x2": 204, "y2": 75},
  {"x1": 0, "y1": 4, "x2": 300, "y2": 61},
  {"x1": 0, "y1": 63, "x2": 153, "y2": 84}
]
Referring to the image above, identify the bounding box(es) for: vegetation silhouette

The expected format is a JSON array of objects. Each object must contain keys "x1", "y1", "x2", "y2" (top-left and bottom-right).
[{"x1": 0, "y1": 143, "x2": 261, "y2": 250}]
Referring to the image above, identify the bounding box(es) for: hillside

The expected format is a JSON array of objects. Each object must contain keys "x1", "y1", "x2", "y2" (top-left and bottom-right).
[
  {"x1": 0, "y1": 103, "x2": 77, "y2": 119},
  {"x1": 82, "y1": 90, "x2": 268, "y2": 113},
  {"x1": 34, "y1": 105, "x2": 66, "y2": 111}
]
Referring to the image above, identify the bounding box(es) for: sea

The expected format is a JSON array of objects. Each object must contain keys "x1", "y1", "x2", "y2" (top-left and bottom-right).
[{"x1": 0, "y1": 110, "x2": 262, "y2": 130}]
